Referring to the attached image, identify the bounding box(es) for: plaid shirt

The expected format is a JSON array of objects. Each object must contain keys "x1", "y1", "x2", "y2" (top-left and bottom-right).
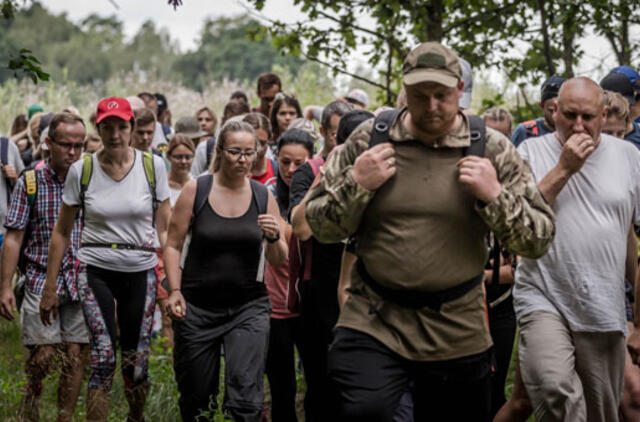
[{"x1": 5, "y1": 161, "x2": 82, "y2": 300}]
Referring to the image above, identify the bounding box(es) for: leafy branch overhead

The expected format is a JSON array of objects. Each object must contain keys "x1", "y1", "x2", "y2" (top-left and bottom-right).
[
  {"x1": 8, "y1": 49, "x2": 49, "y2": 84},
  {"x1": 247, "y1": 0, "x2": 640, "y2": 105}
]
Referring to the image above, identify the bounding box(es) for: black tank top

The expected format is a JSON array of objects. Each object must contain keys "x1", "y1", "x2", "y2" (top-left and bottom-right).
[{"x1": 181, "y1": 186, "x2": 267, "y2": 309}]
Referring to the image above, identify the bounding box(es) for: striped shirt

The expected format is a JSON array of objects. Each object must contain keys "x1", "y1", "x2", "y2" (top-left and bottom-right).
[{"x1": 5, "y1": 161, "x2": 82, "y2": 299}]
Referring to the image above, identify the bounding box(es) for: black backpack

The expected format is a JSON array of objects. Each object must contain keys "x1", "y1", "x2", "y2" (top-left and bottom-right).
[
  {"x1": 179, "y1": 174, "x2": 270, "y2": 281},
  {"x1": 369, "y1": 109, "x2": 501, "y2": 284}
]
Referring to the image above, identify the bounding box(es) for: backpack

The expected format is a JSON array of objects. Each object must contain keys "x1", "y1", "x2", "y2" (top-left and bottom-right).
[
  {"x1": 14, "y1": 169, "x2": 37, "y2": 310},
  {"x1": 78, "y1": 151, "x2": 158, "y2": 252},
  {"x1": 17, "y1": 170, "x2": 37, "y2": 274},
  {"x1": 1, "y1": 136, "x2": 11, "y2": 202},
  {"x1": 179, "y1": 174, "x2": 269, "y2": 281},
  {"x1": 367, "y1": 110, "x2": 502, "y2": 304},
  {"x1": 286, "y1": 156, "x2": 325, "y2": 312},
  {"x1": 522, "y1": 119, "x2": 540, "y2": 138}
]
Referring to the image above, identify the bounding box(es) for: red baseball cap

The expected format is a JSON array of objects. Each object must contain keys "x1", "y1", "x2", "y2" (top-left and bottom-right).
[{"x1": 96, "y1": 97, "x2": 134, "y2": 124}]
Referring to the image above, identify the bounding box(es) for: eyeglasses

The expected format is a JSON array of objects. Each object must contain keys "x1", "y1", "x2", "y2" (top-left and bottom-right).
[
  {"x1": 223, "y1": 148, "x2": 257, "y2": 160},
  {"x1": 170, "y1": 154, "x2": 194, "y2": 162},
  {"x1": 52, "y1": 140, "x2": 84, "y2": 151}
]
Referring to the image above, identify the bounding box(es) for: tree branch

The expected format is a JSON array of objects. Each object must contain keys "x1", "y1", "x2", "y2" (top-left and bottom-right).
[
  {"x1": 301, "y1": 52, "x2": 387, "y2": 91},
  {"x1": 443, "y1": 1, "x2": 520, "y2": 32}
]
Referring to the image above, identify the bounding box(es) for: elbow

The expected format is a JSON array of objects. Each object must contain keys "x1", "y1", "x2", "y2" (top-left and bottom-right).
[
  {"x1": 512, "y1": 230, "x2": 555, "y2": 259},
  {"x1": 292, "y1": 223, "x2": 312, "y2": 241}
]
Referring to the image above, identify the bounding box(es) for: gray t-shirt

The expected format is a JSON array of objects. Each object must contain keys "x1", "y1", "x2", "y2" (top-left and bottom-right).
[
  {"x1": 513, "y1": 133, "x2": 640, "y2": 334},
  {"x1": 0, "y1": 140, "x2": 25, "y2": 236},
  {"x1": 63, "y1": 150, "x2": 170, "y2": 272},
  {"x1": 191, "y1": 140, "x2": 208, "y2": 177}
]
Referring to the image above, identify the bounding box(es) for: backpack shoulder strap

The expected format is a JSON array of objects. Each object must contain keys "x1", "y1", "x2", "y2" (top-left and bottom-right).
[
  {"x1": 142, "y1": 151, "x2": 158, "y2": 227},
  {"x1": 250, "y1": 179, "x2": 269, "y2": 215},
  {"x1": 465, "y1": 115, "x2": 487, "y2": 158},
  {"x1": 522, "y1": 119, "x2": 539, "y2": 137},
  {"x1": 206, "y1": 136, "x2": 216, "y2": 167},
  {"x1": 0, "y1": 137, "x2": 9, "y2": 166},
  {"x1": 369, "y1": 109, "x2": 400, "y2": 149},
  {"x1": 192, "y1": 174, "x2": 213, "y2": 220},
  {"x1": 24, "y1": 170, "x2": 37, "y2": 208},
  {"x1": 80, "y1": 153, "x2": 93, "y2": 201}
]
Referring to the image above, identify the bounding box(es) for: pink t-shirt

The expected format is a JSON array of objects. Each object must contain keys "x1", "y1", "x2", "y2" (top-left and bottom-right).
[{"x1": 265, "y1": 259, "x2": 298, "y2": 319}]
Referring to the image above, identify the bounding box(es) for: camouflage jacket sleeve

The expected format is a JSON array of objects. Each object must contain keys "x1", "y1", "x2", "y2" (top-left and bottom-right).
[
  {"x1": 305, "y1": 119, "x2": 375, "y2": 243},
  {"x1": 476, "y1": 128, "x2": 555, "y2": 258}
]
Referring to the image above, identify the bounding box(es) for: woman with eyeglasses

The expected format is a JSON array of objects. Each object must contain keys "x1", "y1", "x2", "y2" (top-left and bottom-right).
[
  {"x1": 163, "y1": 121, "x2": 287, "y2": 422},
  {"x1": 41, "y1": 97, "x2": 171, "y2": 422},
  {"x1": 268, "y1": 94, "x2": 302, "y2": 158}
]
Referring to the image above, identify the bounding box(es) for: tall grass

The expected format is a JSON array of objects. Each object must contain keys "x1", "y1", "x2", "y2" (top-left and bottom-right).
[{"x1": 0, "y1": 318, "x2": 235, "y2": 421}]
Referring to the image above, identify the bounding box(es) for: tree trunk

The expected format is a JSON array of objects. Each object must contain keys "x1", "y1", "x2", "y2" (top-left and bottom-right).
[
  {"x1": 537, "y1": 0, "x2": 556, "y2": 76},
  {"x1": 621, "y1": 3, "x2": 631, "y2": 64},
  {"x1": 561, "y1": 5, "x2": 576, "y2": 77},
  {"x1": 425, "y1": 0, "x2": 444, "y2": 41}
]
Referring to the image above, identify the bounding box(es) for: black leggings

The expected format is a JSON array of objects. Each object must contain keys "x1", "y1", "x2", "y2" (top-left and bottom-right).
[
  {"x1": 84, "y1": 265, "x2": 155, "y2": 390},
  {"x1": 266, "y1": 317, "x2": 304, "y2": 422}
]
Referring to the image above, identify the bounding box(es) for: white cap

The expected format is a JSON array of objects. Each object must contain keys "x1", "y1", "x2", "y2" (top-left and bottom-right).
[
  {"x1": 345, "y1": 89, "x2": 369, "y2": 108},
  {"x1": 459, "y1": 58, "x2": 473, "y2": 109}
]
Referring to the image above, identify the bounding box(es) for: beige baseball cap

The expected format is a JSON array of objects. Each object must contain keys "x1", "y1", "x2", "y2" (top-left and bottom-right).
[{"x1": 403, "y1": 42, "x2": 462, "y2": 87}]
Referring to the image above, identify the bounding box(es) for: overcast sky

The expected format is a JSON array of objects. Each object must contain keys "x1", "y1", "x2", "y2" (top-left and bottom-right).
[{"x1": 44, "y1": 0, "x2": 304, "y2": 52}]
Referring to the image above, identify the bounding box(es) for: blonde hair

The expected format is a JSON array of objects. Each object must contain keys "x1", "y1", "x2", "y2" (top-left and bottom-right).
[
  {"x1": 167, "y1": 134, "x2": 195, "y2": 156},
  {"x1": 196, "y1": 107, "x2": 218, "y2": 134},
  {"x1": 482, "y1": 107, "x2": 513, "y2": 132},
  {"x1": 210, "y1": 121, "x2": 257, "y2": 173},
  {"x1": 602, "y1": 90, "x2": 630, "y2": 125},
  {"x1": 28, "y1": 112, "x2": 43, "y2": 148}
]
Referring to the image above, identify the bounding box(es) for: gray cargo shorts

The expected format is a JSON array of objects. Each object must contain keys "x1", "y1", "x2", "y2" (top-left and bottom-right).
[{"x1": 20, "y1": 287, "x2": 90, "y2": 346}]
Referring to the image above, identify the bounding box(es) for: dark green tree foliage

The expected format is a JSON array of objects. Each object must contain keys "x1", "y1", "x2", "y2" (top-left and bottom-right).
[
  {"x1": 172, "y1": 16, "x2": 303, "y2": 91},
  {"x1": 248, "y1": 0, "x2": 531, "y2": 104}
]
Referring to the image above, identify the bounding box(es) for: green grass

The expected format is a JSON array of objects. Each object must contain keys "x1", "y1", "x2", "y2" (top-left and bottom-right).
[
  {"x1": 0, "y1": 318, "x2": 234, "y2": 421},
  {"x1": 1, "y1": 317, "x2": 525, "y2": 421}
]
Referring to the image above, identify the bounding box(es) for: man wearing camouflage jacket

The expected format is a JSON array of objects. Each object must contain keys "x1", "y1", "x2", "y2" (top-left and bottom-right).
[{"x1": 304, "y1": 42, "x2": 555, "y2": 421}]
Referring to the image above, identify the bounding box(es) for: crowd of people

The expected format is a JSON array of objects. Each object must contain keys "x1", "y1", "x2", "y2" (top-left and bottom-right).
[{"x1": 1, "y1": 39, "x2": 640, "y2": 422}]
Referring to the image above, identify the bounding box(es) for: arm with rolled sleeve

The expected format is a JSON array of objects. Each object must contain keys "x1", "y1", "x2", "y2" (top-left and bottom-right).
[
  {"x1": 476, "y1": 131, "x2": 555, "y2": 259},
  {"x1": 304, "y1": 120, "x2": 375, "y2": 243}
]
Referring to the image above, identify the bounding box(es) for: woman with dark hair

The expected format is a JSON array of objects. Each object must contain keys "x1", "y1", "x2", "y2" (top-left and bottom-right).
[
  {"x1": 243, "y1": 113, "x2": 278, "y2": 189},
  {"x1": 265, "y1": 128, "x2": 314, "y2": 422},
  {"x1": 268, "y1": 94, "x2": 302, "y2": 158},
  {"x1": 41, "y1": 97, "x2": 171, "y2": 422},
  {"x1": 163, "y1": 121, "x2": 287, "y2": 422}
]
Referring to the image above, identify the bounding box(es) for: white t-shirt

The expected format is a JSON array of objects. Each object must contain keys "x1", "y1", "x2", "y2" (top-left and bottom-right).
[
  {"x1": 0, "y1": 140, "x2": 25, "y2": 236},
  {"x1": 191, "y1": 140, "x2": 208, "y2": 177},
  {"x1": 513, "y1": 133, "x2": 640, "y2": 334},
  {"x1": 169, "y1": 176, "x2": 191, "y2": 208},
  {"x1": 63, "y1": 150, "x2": 170, "y2": 272}
]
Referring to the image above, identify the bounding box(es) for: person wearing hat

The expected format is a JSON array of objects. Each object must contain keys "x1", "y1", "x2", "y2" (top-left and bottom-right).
[
  {"x1": 27, "y1": 104, "x2": 44, "y2": 120},
  {"x1": 40, "y1": 97, "x2": 171, "y2": 422},
  {"x1": 611, "y1": 65, "x2": 640, "y2": 123},
  {"x1": 343, "y1": 89, "x2": 369, "y2": 110},
  {"x1": 173, "y1": 116, "x2": 209, "y2": 146},
  {"x1": 511, "y1": 75, "x2": 566, "y2": 147},
  {"x1": 459, "y1": 58, "x2": 473, "y2": 110},
  {"x1": 304, "y1": 41, "x2": 555, "y2": 421},
  {"x1": 601, "y1": 72, "x2": 640, "y2": 150}
]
